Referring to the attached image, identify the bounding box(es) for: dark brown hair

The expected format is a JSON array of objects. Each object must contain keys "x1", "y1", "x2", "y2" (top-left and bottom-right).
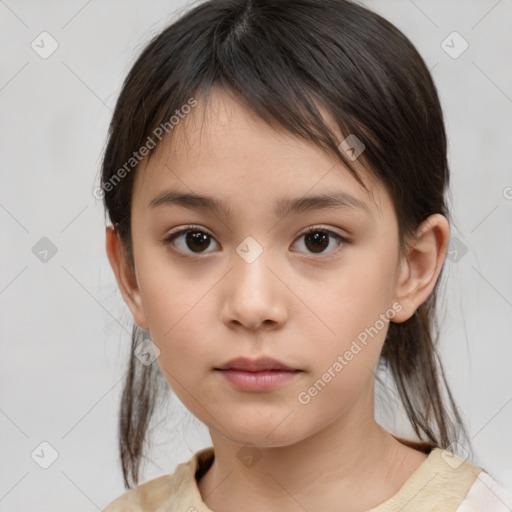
[{"x1": 99, "y1": 0, "x2": 473, "y2": 489}]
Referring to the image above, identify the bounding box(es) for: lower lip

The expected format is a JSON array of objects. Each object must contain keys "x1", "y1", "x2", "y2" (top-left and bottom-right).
[{"x1": 216, "y1": 369, "x2": 300, "y2": 392}]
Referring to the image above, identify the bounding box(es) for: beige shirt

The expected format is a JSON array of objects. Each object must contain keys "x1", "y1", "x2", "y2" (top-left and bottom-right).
[{"x1": 103, "y1": 445, "x2": 505, "y2": 511}]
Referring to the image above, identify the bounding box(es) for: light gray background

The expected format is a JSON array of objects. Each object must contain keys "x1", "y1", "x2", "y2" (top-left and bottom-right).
[{"x1": 1, "y1": 0, "x2": 511, "y2": 510}]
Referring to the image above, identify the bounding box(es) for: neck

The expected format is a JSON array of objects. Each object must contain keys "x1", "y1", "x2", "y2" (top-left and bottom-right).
[{"x1": 198, "y1": 402, "x2": 413, "y2": 512}]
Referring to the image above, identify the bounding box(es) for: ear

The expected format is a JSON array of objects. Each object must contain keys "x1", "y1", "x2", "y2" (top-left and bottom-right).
[
  {"x1": 391, "y1": 214, "x2": 450, "y2": 323},
  {"x1": 105, "y1": 225, "x2": 149, "y2": 330}
]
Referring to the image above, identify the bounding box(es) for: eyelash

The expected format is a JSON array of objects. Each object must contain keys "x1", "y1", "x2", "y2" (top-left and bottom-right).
[{"x1": 162, "y1": 224, "x2": 348, "y2": 258}]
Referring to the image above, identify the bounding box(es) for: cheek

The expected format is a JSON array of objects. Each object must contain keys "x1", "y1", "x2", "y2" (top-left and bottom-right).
[
  {"x1": 134, "y1": 259, "x2": 211, "y2": 364},
  {"x1": 309, "y1": 267, "x2": 392, "y2": 346},
  {"x1": 296, "y1": 252, "x2": 396, "y2": 380},
  {"x1": 136, "y1": 248, "x2": 208, "y2": 332}
]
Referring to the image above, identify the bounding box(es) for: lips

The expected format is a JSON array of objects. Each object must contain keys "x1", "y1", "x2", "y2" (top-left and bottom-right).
[
  {"x1": 214, "y1": 357, "x2": 299, "y2": 372},
  {"x1": 214, "y1": 357, "x2": 301, "y2": 392}
]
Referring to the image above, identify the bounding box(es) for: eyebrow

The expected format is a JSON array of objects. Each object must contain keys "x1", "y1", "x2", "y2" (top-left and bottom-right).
[{"x1": 149, "y1": 189, "x2": 371, "y2": 217}]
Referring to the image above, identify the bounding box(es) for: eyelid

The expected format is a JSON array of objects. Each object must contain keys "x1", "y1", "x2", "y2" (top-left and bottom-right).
[
  {"x1": 164, "y1": 224, "x2": 214, "y2": 239},
  {"x1": 162, "y1": 224, "x2": 349, "y2": 256},
  {"x1": 163, "y1": 224, "x2": 349, "y2": 241},
  {"x1": 161, "y1": 224, "x2": 219, "y2": 260},
  {"x1": 300, "y1": 224, "x2": 349, "y2": 240},
  {"x1": 162, "y1": 224, "x2": 217, "y2": 248},
  {"x1": 293, "y1": 225, "x2": 349, "y2": 256}
]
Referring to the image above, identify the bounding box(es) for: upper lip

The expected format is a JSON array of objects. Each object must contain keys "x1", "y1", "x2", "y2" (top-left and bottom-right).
[{"x1": 215, "y1": 357, "x2": 298, "y2": 372}]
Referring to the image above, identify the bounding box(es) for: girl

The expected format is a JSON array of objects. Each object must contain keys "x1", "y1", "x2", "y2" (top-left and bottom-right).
[{"x1": 100, "y1": 0, "x2": 511, "y2": 510}]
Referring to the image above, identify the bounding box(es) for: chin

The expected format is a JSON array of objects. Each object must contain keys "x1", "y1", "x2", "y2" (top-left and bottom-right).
[{"x1": 214, "y1": 416, "x2": 306, "y2": 448}]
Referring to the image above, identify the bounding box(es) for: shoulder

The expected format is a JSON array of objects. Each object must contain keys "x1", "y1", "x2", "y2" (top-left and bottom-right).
[
  {"x1": 395, "y1": 447, "x2": 512, "y2": 512},
  {"x1": 455, "y1": 471, "x2": 512, "y2": 512},
  {"x1": 369, "y1": 446, "x2": 505, "y2": 512},
  {"x1": 102, "y1": 447, "x2": 215, "y2": 512},
  {"x1": 102, "y1": 474, "x2": 174, "y2": 512}
]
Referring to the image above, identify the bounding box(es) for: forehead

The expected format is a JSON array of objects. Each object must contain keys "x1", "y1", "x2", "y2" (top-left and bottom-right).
[{"x1": 133, "y1": 88, "x2": 387, "y2": 220}]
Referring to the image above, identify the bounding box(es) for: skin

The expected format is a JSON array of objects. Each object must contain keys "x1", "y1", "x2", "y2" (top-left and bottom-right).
[{"x1": 106, "y1": 87, "x2": 450, "y2": 512}]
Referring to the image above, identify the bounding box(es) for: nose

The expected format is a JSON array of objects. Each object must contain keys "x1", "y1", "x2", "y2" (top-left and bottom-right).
[{"x1": 221, "y1": 246, "x2": 288, "y2": 332}]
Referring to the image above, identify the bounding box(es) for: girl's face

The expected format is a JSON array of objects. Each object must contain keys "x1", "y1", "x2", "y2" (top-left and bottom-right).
[{"x1": 118, "y1": 88, "x2": 410, "y2": 447}]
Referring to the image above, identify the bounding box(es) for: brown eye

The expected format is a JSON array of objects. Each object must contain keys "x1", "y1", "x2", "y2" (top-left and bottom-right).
[
  {"x1": 163, "y1": 227, "x2": 219, "y2": 255},
  {"x1": 293, "y1": 228, "x2": 346, "y2": 255}
]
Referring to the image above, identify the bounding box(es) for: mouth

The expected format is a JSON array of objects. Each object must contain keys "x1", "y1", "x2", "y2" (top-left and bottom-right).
[
  {"x1": 215, "y1": 369, "x2": 301, "y2": 392},
  {"x1": 214, "y1": 357, "x2": 302, "y2": 392}
]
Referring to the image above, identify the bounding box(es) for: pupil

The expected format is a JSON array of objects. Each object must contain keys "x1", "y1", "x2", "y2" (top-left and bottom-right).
[
  {"x1": 186, "y1": 231, "x2": 210, "y2": 252},
  {"x1": 305, "y1": 232, "x2": 328, "y2": 253}
]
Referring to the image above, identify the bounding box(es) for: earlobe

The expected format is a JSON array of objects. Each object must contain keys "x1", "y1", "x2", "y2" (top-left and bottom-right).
[
  {"x1": 391, "y1": 214, "x2": 450, "y2": 323},
  {"x1": 105, "y1": 225, "x2": 149, "y2": 330}
]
